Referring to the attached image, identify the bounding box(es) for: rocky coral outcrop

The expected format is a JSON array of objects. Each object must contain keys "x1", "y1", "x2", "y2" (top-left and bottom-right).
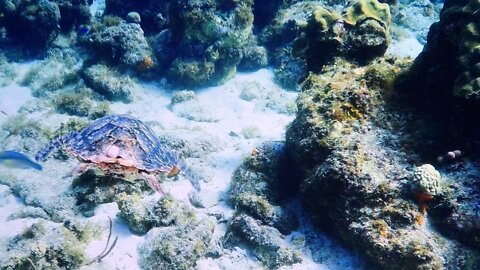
[
  {"x1": 51, "y1": 87, "x2": 111, "y2": 119},
  {"x1": 51, "y1": 0, "x2": 90, "y2": 31},
  {"x1": 22, "y1": 48, "x2": 82, "y2": 97},
  {"x1": 259, "y1": 0, "x2": 391, "y2": 90},
  {"x1": 104, "y1": 0, "x2": 170, "y2": 34},
  {"x1": 72, "y1": 167, "x2": 152, "y2": 216},
  {"x1": 397, "y1": 0, "x2": 480, "y2": 105},
  {"x1": 138, "y1": 218, "x2": 215, "y2": 270},
  {"x1": 85, "y1": 21, "x2": 154, "y2": 70},
  {"x1": 117, "y1": 193, "x2": 196, "y2": 235},
  {"x1": 226, "y1": 214, "x2": 302, "y2": 269},
  {"x1": 82, "y1": 64, "x2": 135, "y2": 102},
  {"x1": 229, "y1": 141, "x2": 299, "y2": 232},
  {"x1": 0, "y1": 221, "x2": 94, "y2": 269},
  {"x1": 163, "y1": 0, "x2": 256, "y2": 87},
  {"x1": 0, "y1": 0, "x2": 61, "y2": 53},
  {"x1": 259, "y1": 1, "x2": 320, "y2": 90},
  {"x1": 226, "y1": 141, "x2": 301, "y2": 268},
  {"x1": 394, "y1": 0, "x2": 480, "y2": 251},
  {"x1": 286, "y1": 56, "x2": 478, "y2": 269},
  {"x1": 293, "y1": 0, "x2": 391, "y2": 71}
]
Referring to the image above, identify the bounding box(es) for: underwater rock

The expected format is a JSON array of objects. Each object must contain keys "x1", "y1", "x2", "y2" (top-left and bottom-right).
[
  {"x1": 259, "y1": 1, "x2": 320, "y2": 90},
  {"x1": 226, "y1": 214, "x2": 302, "y2": 269},
  {"x1": 51, "y1": 0, "x2": 91, "y2": 31},
  {"x1": 170, "y1": 90, "x2": 197, "y2": 106},
  {"x1": 0, "y1": 0, "x2": 61, "y2": 53},
  {"x1": 229, "y1": 141, "x2": 299, "y2": 234},
  {"x1": 426, "y1": 162, "x2": 480, "y2": 249},
  {"x1": 7, "y1": 206, "x2": 50, "y2": 220},
  {"x1": 344, "y1": 0, "x2": 391, "y2": 27},
  {"x1": 271, "y1": 47, "x2": 308, "y2": 91},
  {"x1": 138, "y1": 217, "x2": 215, "y2": 270},
  {"x1": 233, "y1": 193, "x2": 298, "y2": 234},
  {"x1": 345, "y1": 19, "x2": 390, "y2": 61},
  {"x1": 286, "y1": 58, "x2": 479, "y2": 269},
  {"x1": 238, "y1": 80, "x2": 298, "y2": 115},
  {"x1": 22, "y1": 48, "x2": 82, "y2": 97},
  {"x1": 157, "y1": 127, "x2": 221, "y2": 159},
  {"x1": 82, "y1": 64, "x2": 134, "y2": 102},
  {"x1": 104, "y1": 0, "x2": 169, "y2": 34},
  {"x1": 251, "y1": 0, "x2": 283, "y2": 31},
  {"x1": 105, "y1": 0, "x2": 257, "y2": 87},
  {"x1": 260, "y1": 1, "x2": 324, "y2": 50},
  {"x1": 117, "y1": 193, "x2": 196, "y2": 235},
  {"x1": 0, "y1": 114, "x2": 51, "y2": 155},
  {"x1": 394, "y1": 1, "x2": 480, "y2": 250},
  {"x1": 164, "y1": 0, "x2": 255, "y2": 87},
  {"x1": 51, "y1": 90, "x2": 93, "y2": 117},
  {"x1": 51, "y1": 87, "x2": 111, "y2": 119},
  {"x1": 238, "y1": 44, "x2": 268, "y2": 71},
  {"x1": 72, "y1": 167, "x2": 151, "y2": 216},
  {"x1": 0, "y1": 221, "x2": 91, "y2": 269},
  {"x1": 86, "y1": 21, "x2": 154, "y2": 70},
  {"x1": 398, "y1": 0, "x2": 480, "y2": 104},
  {"x1": 292, "y1": 0, "x2": 391, "y2": 71}
]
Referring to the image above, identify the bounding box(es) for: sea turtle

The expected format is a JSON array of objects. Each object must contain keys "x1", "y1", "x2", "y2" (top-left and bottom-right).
[{"x1": 35, "y1": 114, "x2": 199, "y2": 193}]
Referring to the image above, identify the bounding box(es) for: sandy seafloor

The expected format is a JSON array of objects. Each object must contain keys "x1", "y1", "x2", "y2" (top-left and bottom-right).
[{"x1": 0, "y1": 20, "x2": 425, "y2": 270}]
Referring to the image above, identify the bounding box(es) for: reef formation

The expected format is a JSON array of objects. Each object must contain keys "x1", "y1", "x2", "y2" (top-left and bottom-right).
[{"x1": 1, "y1": 0, "x2": 480, "y2": 269}]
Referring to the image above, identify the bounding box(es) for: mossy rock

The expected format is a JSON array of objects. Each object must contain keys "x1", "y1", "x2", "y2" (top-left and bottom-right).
[
  {"x1": 344, "y1": 0, "x2": 391, "y2": 27},
  {"x1": 72, "y1": 167, "x2": 152, "y2": 216},
  {"x1": 117, "y1": 194, "x2": 197, "y2": 235},
  {"x1": 168, "y1": 59, "x2": 215, "y2": 88},
  {"x1": 227, "y1": 214, "x2": 302, "y2": 269},
  {"x1": 0, "y1": 221, "x2": 88, "y2": 269},
  {"x1": 138, "y1": 218, "x2": 215, "y2": 270}
]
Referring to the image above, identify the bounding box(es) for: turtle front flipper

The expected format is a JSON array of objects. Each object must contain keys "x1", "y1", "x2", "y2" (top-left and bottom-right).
[
  {"x1": 141, "y1": 172, "x2": 165, "y2": 194},
  {"x1": 35, "y1": 131, "x2": 79, "y2": 162}
]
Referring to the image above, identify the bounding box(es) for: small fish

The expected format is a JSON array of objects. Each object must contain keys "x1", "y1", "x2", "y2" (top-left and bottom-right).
[
  {"x1": 0, "y1": 151, "x2": 42, "y2": 170},
  {"x1": 78, "y1": 25, "x2": 90, "y2": 37},
  {"x1": 0, "y1": 110, "x2": 7, "y2": 115}
]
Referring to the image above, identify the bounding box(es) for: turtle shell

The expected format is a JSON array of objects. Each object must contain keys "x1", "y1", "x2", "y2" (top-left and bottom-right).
[{"x1": 64, "y1": 115, "x2": 180, "y2": 173}]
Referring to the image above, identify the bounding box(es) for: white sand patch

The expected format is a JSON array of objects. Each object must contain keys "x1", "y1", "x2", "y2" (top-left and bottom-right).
[
  {"x1": 387, "y1": 36, "x2": 424, "y2": 59},
  {"x1": 0, "y1": 185, "x2": 37, "y2": 238},
  {"x1": 0, "y1": 84, "x2": 33, "y2": 124},
  {"x1": 83, "y1": 203, "x2": 144, "y2": 270}
]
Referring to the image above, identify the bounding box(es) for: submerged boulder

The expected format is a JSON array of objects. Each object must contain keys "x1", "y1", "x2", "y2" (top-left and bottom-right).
[
  {"x1": 82, "y1": 64, "x2": 135, "y2": 102},
  {"x1": 0, "y1": 0, "x2": 61, "y2": 53},
  {"x1": 292, "y1": 0, "x2": 391, "y2": 71},
  {"x1": 86, "y1": 21, "x2": 155, "y2": 70},
  {"x1": 394, "y1": 0, "x2": 480, "y2": 251},
  {"x1": 138, "y1": 218, "x2": 215, "y2": 270},
  {"x1": 0, "y1": 221, "x2": 92, "y2": 269},
  {"x1": 117, "y1": 193, "x2": 196, "y2": 235},
  {"x1": 164, "y1": 0, "x2": 255, "y2": 87},
  {"x1": 226, "y1": 214, "x2": 302, "y2": 269},
  {"x1": 104, "y1": 0, "x2": 170, "y2": 34},
  {"x1": 286, "y1": 57, "x2": 479, "y2": 269}
]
